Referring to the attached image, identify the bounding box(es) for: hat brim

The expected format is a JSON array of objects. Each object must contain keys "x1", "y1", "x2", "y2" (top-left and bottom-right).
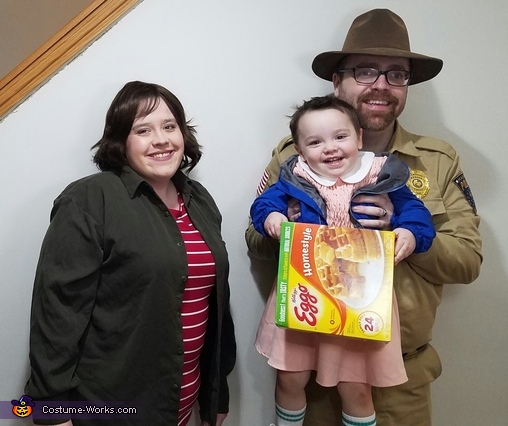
[
  {"x1": 312, "y1": 49, "x2": 443, "y2": 85},
  {"x1": 11, "y1": 400, "x2": 35, "y2": 407}
]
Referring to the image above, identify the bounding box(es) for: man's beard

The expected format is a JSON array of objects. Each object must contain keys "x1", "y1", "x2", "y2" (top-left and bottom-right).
[
  {"x1": 357, "y1": 107, "x2": 398, "y2": 132},
  {"x1": 342, "y1": 91, "x2": 402, "y2": 131}
]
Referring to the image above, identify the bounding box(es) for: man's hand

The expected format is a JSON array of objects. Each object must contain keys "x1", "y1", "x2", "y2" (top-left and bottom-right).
[
  {"x1": 287, "y1": 197, "x2": 302, "y2": 221},
  {"x1": 393, "y1": 228, "x2": 416, "y2": 264},
  {"x1": 264, "y1": 212, "x2": 288, "y2": 239},
  {"x1": 351, "y1": 193, "x2": 393, "y2": 229}
]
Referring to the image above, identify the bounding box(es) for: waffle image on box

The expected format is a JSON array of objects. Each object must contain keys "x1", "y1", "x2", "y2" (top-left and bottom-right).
[{"x1": 276, "y1": 222, "x2": 395, "y2": 341}]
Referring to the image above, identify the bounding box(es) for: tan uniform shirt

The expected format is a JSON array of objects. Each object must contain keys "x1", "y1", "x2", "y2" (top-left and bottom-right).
[{"x1": 245, "y1": 121, "x2": 482, "y2": 355}]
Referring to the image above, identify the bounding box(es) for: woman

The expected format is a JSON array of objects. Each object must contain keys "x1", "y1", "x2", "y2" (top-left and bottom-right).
[{"x1": 25, "y1": 81, "x2": 236, "y2": 426}]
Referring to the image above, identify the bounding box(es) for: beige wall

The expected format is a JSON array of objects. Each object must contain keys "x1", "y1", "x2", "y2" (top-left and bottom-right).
[{"x1": 0, "y1": 0, "x2": 93, "y2": 79}]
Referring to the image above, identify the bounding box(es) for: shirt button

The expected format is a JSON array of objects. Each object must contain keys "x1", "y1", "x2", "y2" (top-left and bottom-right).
[
  {"x1": 164, "y1": 211, "x2": 170, "y2": 217},
  {"x1": 177, "y1": 242, "x2": 183, "y2": 247},
  {"x1": 177, "y1": 347, "x2": 184, "y2": 355},
  {"x1": 172, "y1": 383, "x2": 179, "y2": 390},
  {"x1": 181, "y1": 276, "x2": 187, "y2": 282}
]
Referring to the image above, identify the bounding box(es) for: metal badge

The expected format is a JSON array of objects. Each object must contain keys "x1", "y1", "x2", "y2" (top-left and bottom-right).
[{"x1": 407, "y1": 169, "x2": 430, "y2": 199}]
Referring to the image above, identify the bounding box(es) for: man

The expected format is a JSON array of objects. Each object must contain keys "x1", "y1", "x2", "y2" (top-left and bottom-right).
[{"x1": 245, "y1": 9, "x2": 482, "y2": 426}]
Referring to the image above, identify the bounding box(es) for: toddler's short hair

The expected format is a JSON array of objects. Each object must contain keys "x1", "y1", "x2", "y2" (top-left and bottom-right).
[{"x1": 289, "y1": 95, "x2": 361, "y2": 145}]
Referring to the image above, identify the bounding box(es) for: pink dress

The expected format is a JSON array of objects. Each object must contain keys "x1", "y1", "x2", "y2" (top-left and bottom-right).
[{"x1": 255, "y1": 154, "x2": 408, "y2": 387}]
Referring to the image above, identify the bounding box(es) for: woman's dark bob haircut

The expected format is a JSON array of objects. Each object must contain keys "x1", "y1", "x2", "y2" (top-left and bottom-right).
[{"x1": 92, "y1": 81, "x2": 201, "y2": 172}]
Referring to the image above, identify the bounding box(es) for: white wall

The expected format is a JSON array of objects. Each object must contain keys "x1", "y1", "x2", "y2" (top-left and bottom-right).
[{"x1": 0, "y1": 1, "x2": 506, "y2": 425}]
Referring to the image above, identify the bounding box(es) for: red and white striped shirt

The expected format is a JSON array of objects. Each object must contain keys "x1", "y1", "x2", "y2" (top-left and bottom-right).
[{"x1": 170, "y1": 196, "x2": 216, "y2": 426}]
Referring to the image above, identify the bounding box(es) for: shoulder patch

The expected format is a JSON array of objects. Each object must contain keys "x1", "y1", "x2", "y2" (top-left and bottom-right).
[
  {"x1": 453, "y1": 173, "x2": 477, "y2": 214},
  {"x1": 256, "y1": 169, "x2": 270, "y2": 195}
]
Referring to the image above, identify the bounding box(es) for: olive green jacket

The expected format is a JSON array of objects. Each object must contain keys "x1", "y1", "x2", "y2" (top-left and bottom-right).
[{"x1": 27, "y1": 167, "x2": 236, "y2": 425}]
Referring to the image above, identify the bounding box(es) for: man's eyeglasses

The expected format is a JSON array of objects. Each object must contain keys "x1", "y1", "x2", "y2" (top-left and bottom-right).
[{"x1": 338, "y1": 67, "x2": 412, "y2": 87}]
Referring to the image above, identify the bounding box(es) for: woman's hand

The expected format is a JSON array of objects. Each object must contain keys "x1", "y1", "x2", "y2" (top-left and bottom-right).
[
  {"x1": 352, "y1": 194, "x2": 393, "y2": 230},
  {"x1": 201, "y1": 413, "x2": 227, "y2": 426},
  {"x1": 264, "y1": 212, "x2": 288, "y2": 239}
]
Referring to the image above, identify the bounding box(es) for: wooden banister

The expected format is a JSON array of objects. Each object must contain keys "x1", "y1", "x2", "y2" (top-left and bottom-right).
[{"x1": 0, "y1": 0, "x2": 141, "y2": 121}]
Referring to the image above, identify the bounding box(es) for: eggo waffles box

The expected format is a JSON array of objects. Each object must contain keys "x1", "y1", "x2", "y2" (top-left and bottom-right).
[{"x1": 276, "y1": 222, "x2": 395, "y2": 341}]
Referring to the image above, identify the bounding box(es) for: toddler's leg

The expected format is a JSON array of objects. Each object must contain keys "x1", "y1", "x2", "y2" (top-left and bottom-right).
[
  {"x1": 274, "y1": 370, "x2": 311, "y2": 426},
  {"x1": 337, "y1": 382, "x2": 376, "y2": 426}
]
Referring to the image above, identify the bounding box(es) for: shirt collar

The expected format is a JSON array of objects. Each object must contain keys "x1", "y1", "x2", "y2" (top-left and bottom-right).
[
  {"x1": 341, "y1": 151, "x2": 375, "y2": 183},
  {"x1": 120, "y1": 166, "x2": 146, "y2": 198},
  {"x1": 297, "y1": 151, "x2": 375, "y2": 186},
  {"x1": 119, "y1": 166, "x2": 192, "y2": 199},
  {"x1": 388, "y1": 121, "x2": 421, "y2": 158}
]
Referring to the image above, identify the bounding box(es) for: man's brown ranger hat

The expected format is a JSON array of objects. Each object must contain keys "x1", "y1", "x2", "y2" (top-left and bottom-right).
[{"x1": 312, "y1": 9, "x2": 443, "y2": 85}]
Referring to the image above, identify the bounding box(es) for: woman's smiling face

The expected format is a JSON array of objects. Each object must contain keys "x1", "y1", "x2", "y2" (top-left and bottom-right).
[{"x1": 126, "y1": 99, "x2": 184, "y2": 186}]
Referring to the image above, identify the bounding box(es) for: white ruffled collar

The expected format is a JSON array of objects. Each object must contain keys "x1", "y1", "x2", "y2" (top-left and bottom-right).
[{"x1": 297, "y1": 151, "x2": 375, "y2": 187}]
